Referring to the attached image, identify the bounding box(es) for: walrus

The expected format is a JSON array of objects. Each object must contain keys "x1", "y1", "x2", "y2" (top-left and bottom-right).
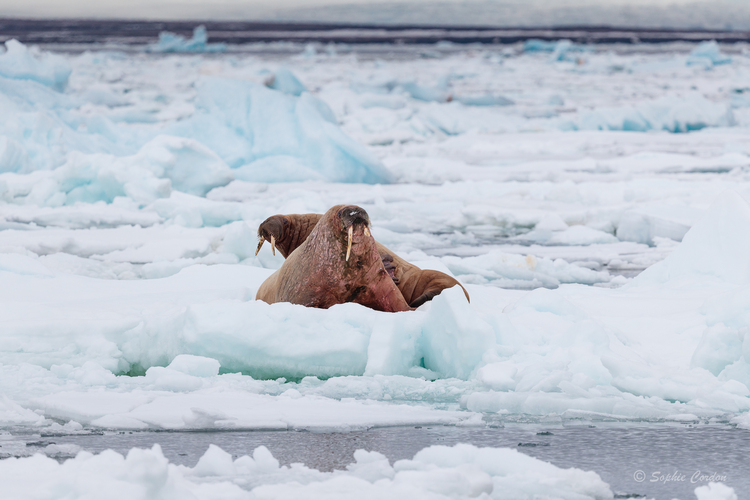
[
  {"x1": 256, "y1": 205, "x2": 412, "y2": 312},
  {"x1": 255, "y1": 209, "x2": 469, "y2": 308}
]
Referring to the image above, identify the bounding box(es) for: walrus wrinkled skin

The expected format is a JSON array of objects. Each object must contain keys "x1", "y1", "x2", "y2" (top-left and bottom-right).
[
  {"x1": 255, "y1": 210, "x2": 470, "y2": 309},
  {"x1": 256, "y1": 205, "x2": 412, "y2": 312}
]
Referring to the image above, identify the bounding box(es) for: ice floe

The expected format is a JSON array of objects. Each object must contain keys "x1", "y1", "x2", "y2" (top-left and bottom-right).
[
  {"x1": 0, "y1": 442, "x2": 621, "y2": 500},
  {"x1": 0, "y1": 39, "x2": 749, "y2": 440},
  {"x1": 147, "y1": 25, "x2": 227, "y2": 53}
]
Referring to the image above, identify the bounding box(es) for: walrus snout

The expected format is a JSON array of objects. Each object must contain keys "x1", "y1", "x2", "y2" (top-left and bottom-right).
[
  {"x1": 336, "y1": 206, "x2": 372, "y2": 262},
  {"x1": 337, "y1": 205, "x2": 370, "y2": 229}
]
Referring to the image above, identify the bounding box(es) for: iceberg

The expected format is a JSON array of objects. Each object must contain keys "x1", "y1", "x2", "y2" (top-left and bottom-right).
[
  {"x1": 523, "y1": 39, "x2": 590, "y2": 62},
  {"x1": 173, "y1": 77, "x2": 393, "y2": 183},
  {"x1": 687, "y1": 40, "x2": 732, "y2": 67},
  {"x1": 146, "y1": 25, "x2": 226, "y2": 53},
  {"x1": 267, "y1": 67, "x2": 308, "y2": 96},
  {"x1": 0, "y1": 39, "x2": 71, "y2": 91}
]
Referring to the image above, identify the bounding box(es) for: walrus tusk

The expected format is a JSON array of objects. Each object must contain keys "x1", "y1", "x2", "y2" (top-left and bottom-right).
[
  {"x1": 364, "y1": 226, "x2": 370, "y2": 237},
  {"x1": 271, "y1": 235, "x2": 276, "y2": 256},
  {"x1": 255, "y1": 239, "x2": 264, "y2": 256},
  {"x1": 346, "y1": 226, "x2": 353, "y2": 261}
]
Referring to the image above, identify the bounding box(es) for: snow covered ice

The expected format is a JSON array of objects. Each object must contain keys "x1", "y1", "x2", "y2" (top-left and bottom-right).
[
  {"x1": 0, "y1": 442, "x2": 616, "y2": 500},
  {"x1": 0, "y1": 37, "x2": 749, "y2": 497}
]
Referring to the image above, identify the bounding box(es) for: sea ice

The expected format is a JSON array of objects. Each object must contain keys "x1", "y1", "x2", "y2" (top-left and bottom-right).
[
  {"x1": 173, "y1": 77, "x2": 393, "y2": 183},
  {"x1": 0, "y1": 442, "x2": 616, "y2": 500},
  {"x1": 147, "y1": 25, "x2": 227, "y2": 53},
  {"x1": 573, "y1": 95, "x2": 734, "y2": 133},
  {"x1": 267, "y1": 67, "x2": 308, "y2": 96},
  {"x1": 0, "y1": 40, "x2": 749, "y2": 435},
  {"x1": 695, "y1": 482, "x2": 739, "y2": 500},
  {"x1": 0, "y1": 39, "x2": 71, "y2": 90},
  {"x1": 687, "y1": 40, "x2": 732, "y2": 67}
]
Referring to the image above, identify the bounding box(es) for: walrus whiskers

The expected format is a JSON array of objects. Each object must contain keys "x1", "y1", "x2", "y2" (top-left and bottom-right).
[{"x1": 346, "y1": 226, "x2": 353, "y2": 261}]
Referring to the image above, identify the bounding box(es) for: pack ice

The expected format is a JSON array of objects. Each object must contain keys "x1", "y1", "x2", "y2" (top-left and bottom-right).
[{"x1": 0, "y1": 38, "x2": 748, "y2": 498}]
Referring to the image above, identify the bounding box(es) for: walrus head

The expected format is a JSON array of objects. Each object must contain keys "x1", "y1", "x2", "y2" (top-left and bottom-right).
[
  {"x1": 335, "y1": 205, "x2": 372, "y2": 262},
  {"x1": 256, "y1": 213, "x2": 322, "y2": 258}
]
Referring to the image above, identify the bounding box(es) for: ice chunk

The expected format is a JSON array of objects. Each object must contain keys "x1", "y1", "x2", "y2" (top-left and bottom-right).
[
  {"x1": 0, "y1": 395, "x2": 46, "y2": 426},
  {"x1": 267, "y1": 67, "x2": 307, "y2": 96},
  {"x1": 173, "y1": 77, "x2": 393, "y2": 184},
  {"x1": 166, "y1": 354, "x2": 221, "y2": 377},
  {"x1": 523, "y1": 39, "x2": 564, "y2": 52},
  {"x1": 442, "y1": 251, "x2": 611, "y2": 289},
  {"x1": 220, "y1": 221, "x2": 259, "y2": 261},
  {"x1": 192, "y1": 444, "x2": 236, "y2": 477},
  {"x1": 1, "y1": 136, "x2": 234, "y2": 207},
  {"x1": 573, "y1": 95, "x2": 734, "y2": 133},
  {"x1": 151, "y1": 191, "x2": 244, "y2": 227},
  {"x1": 0, "y1": 136, "x2": 29, "y2": 173},
  {"x1": 634, "y1": 191, "x2": 750, "y2": 285},
  {"x1": 523, "y1": 39, "x2": 589, "y2": 62},
  {"x1": 135, "y1": 135, "x2": 234, "y2": 197},
  {"x1": 0, "y1": 443, "x2": 614, "y2": 499},
  {"x1": 616, "y1": 209, "x2": 692, "y2": 245},
  {"x1": 547, "y1": 226, "x2": 618, "y2": 246},
  {"x1": 399, "y1": 81, "x2": 451, "y2": 102},
  {"x1": 147, "y1": 25, "x2": 226, "y2": 53},
  {"x1": 691, "y1": 324, "x2": 744, "y2": 376},
  {"x1": 732, "y1": 412, "x2": 750, "y2": 429},
  {"x1": 694, "y1": 482, "x2": 738, "y2": 500},
  {"x1": 0, "y1": 40, "x2": 71, "y2": 91},
  {"x1": 420, "y1": 286, "x2": 496, "y2": 379},
  {"x1": 0, "y1": 253, "x2": 54, "y2": 277},
  {"x1": 687, "y1": 41, "x2": 731, "y2": 67},
  {"x1": 456, "y1": 94, "x2": 514, "y2": 106}
]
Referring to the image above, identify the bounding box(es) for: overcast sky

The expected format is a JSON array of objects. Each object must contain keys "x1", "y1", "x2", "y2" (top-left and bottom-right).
[{"x1": 0, "y1": 0, "x2": 747, "y2": 29}]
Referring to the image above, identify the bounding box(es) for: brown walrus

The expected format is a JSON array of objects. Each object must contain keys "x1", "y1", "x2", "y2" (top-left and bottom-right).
[
  {"x1": 256, "y1": 205, "x2": 412, "y2": 312},
  {"x1": 255, "y1": 209, "x2": 469, "y2": 309}
]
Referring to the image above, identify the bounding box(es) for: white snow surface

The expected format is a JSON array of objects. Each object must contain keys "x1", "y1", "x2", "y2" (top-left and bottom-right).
[{"x1": 0, "y1": 39, "x2": 750, "y2": 446}]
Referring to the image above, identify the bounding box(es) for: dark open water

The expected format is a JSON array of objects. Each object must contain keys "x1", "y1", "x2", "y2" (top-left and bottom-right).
[
  {"x1": 10, "y1": 424, "x2": 749, "y2": 499},
  {"x1": 1, "y1": 19, "x2": 748, "y2": 46}
]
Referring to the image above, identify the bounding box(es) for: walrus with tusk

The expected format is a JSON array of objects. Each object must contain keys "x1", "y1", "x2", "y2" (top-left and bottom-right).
[
  {"x1": 255, "y1": 205, "x2": 413, "y2": 312},
  {"x1": 255, "y1": 205, "x2": 470, "y2": 310}
]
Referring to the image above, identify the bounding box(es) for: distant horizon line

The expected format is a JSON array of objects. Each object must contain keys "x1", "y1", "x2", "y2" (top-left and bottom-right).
[{"x1": 2, "y1": 17, "x2": 749, "y2": 33}]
